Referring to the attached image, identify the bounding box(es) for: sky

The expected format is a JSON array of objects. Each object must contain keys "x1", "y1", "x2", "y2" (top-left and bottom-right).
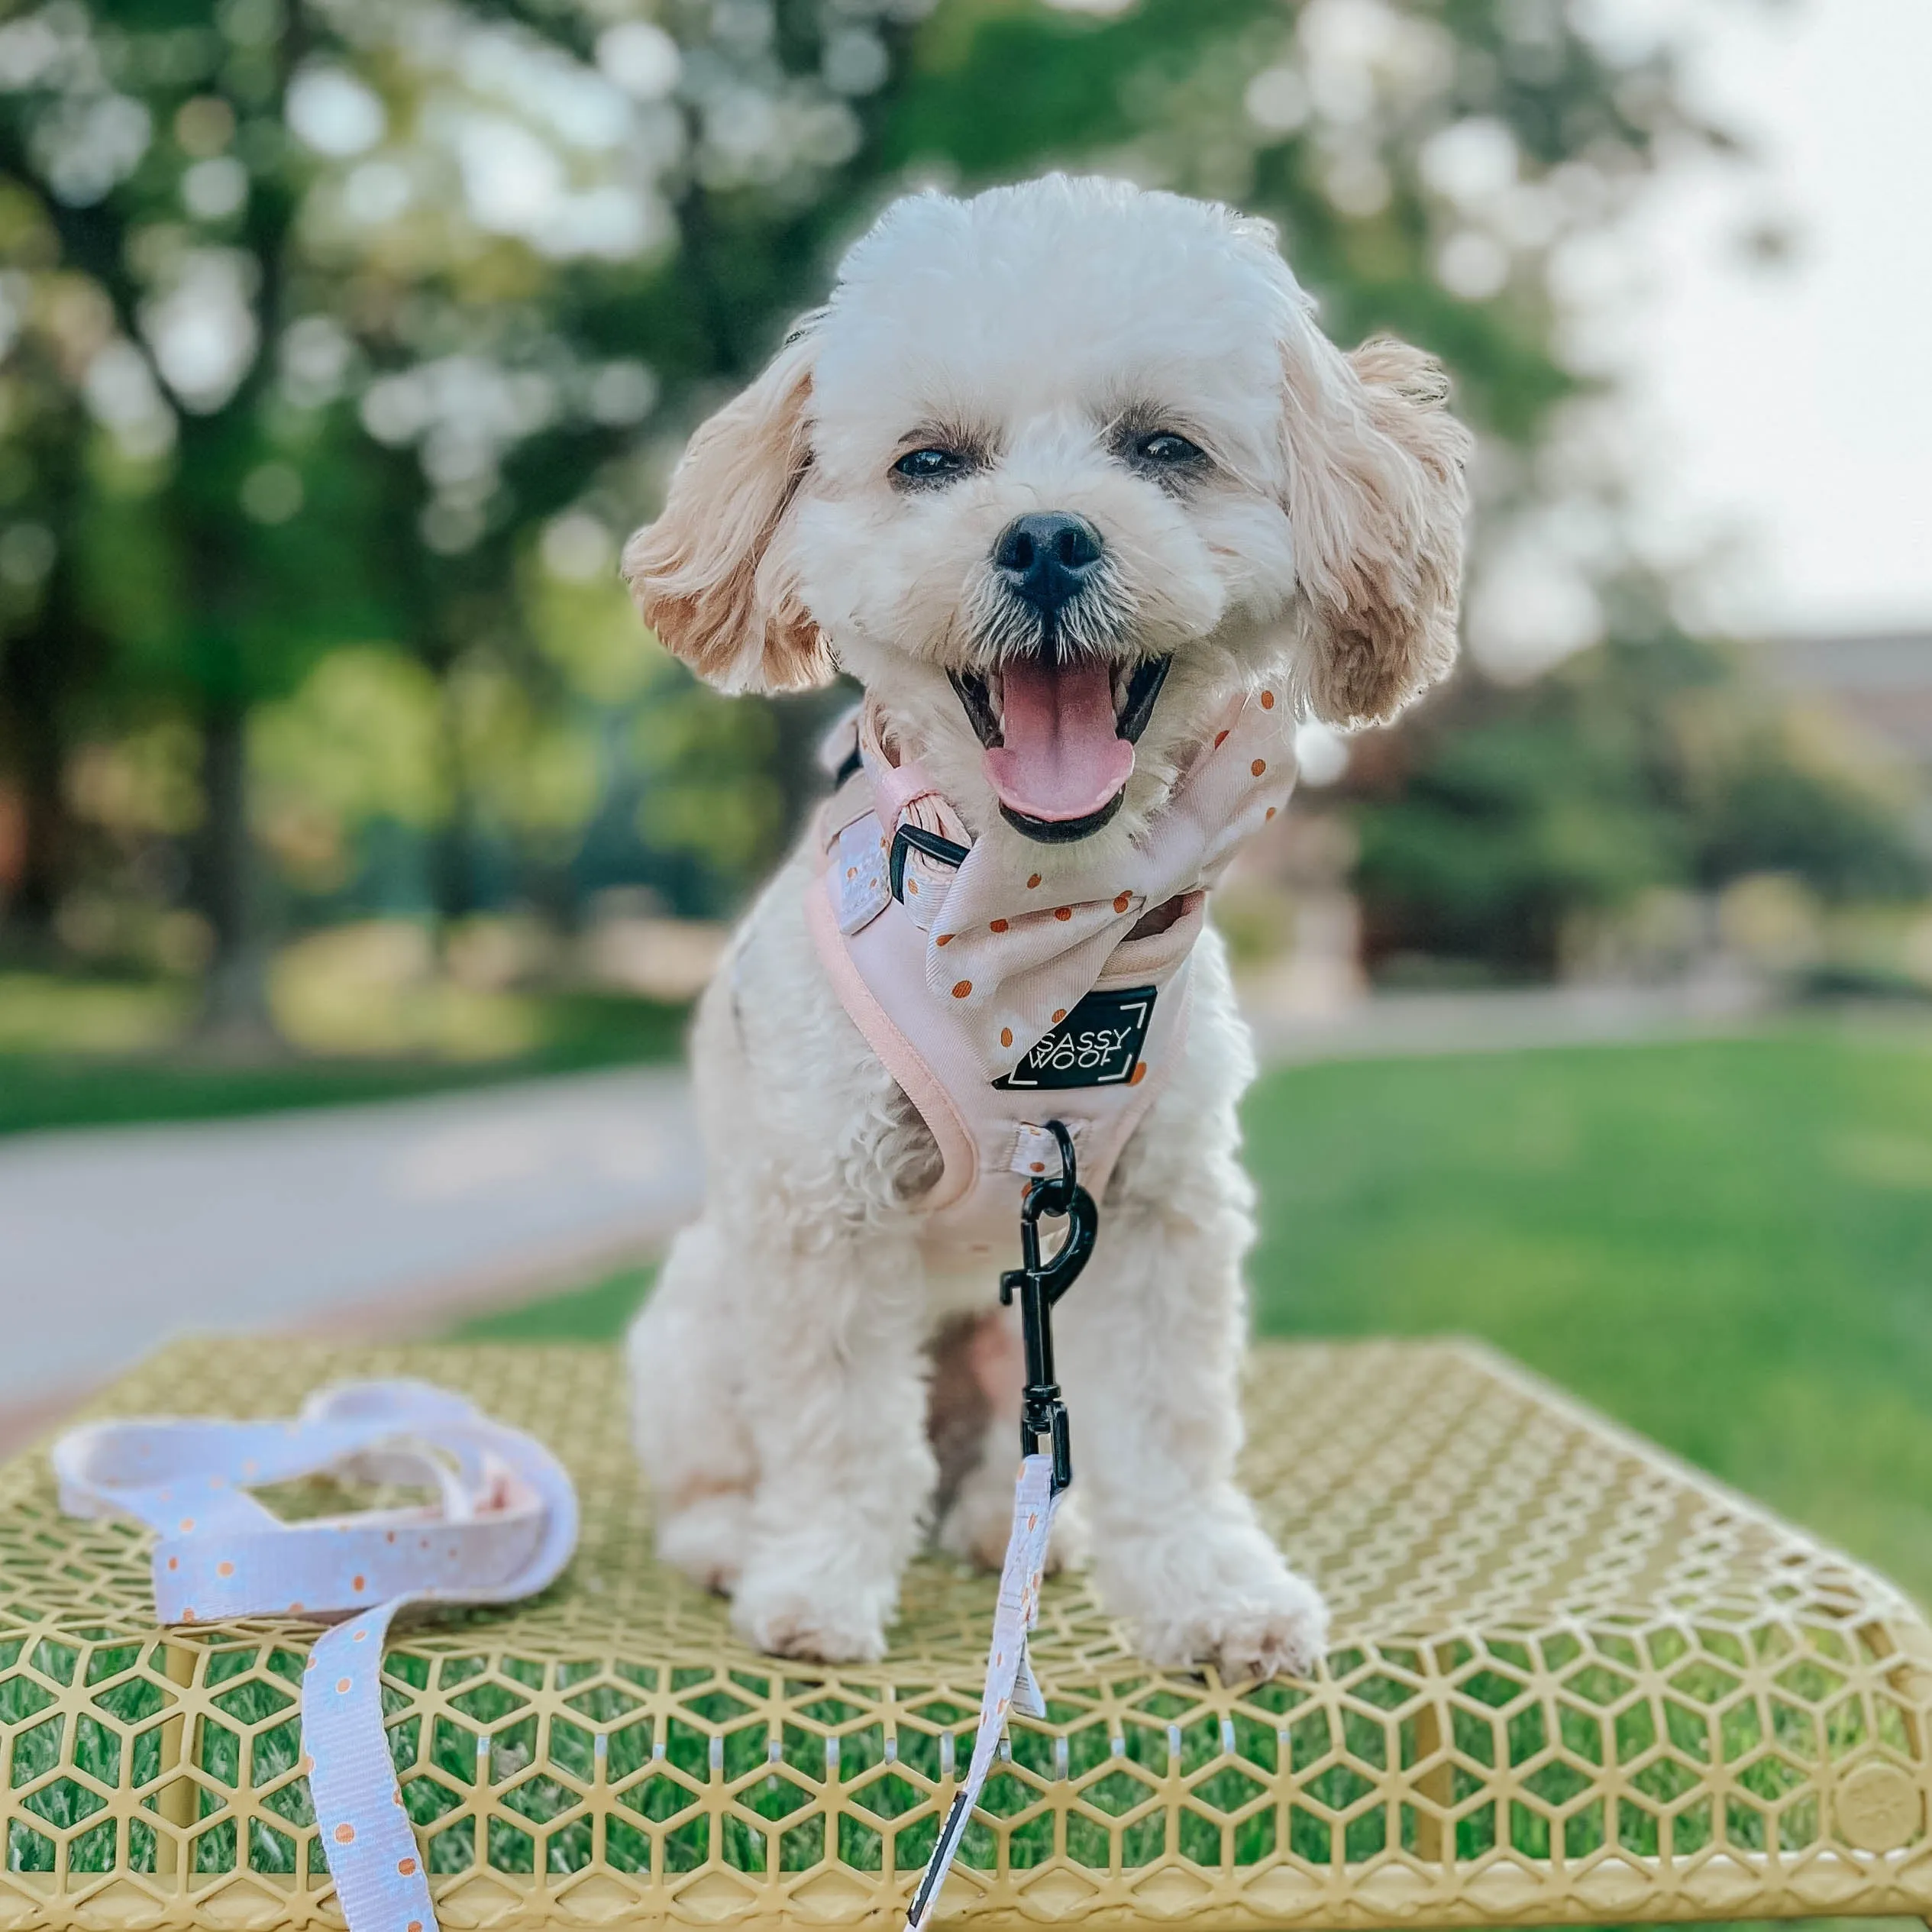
[{"x1": 1611, "y1": 0, "x2": 1932, "y2": 641}]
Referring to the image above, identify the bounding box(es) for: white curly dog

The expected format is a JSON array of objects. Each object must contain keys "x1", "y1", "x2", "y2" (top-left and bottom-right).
[{"x1": 622, "y1": 174, "x2": 1468, "y2": 1678}]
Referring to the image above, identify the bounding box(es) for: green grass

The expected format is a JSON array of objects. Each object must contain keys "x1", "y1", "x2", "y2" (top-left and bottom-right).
[
  {"x1": 1242, "y1": 1020, "x2": 1932, "y2": 1604},
  {"x1": 0, "y1": 993, "x2": 690, "y2": 1138},
  {"x1": 453, "y1": 1265, "x2": 657, "y2": 1343},
  {"x1": 483, "y1": 1021, "x2": 1932, "y2": 1605},
  {"x1": 24, "y1": 1023, "x2": 1932, "y2": 1915}
]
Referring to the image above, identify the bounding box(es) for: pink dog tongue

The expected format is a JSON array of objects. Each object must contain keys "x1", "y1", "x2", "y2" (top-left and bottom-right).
[{"x1": 984, "y1": 657, "x2": 1135, "y2": 823}]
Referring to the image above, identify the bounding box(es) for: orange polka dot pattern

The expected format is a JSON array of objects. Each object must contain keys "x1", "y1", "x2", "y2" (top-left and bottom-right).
[
  {"x1": 47, "y1": 1381, "x2": 580, "y2": 1932},
  {"x1": 906, "y1": 1454, "x2": 1062, "y2": 1930},
  {"x1": 822, "y1": 688, "x2": 1298, "y2": 1216}
]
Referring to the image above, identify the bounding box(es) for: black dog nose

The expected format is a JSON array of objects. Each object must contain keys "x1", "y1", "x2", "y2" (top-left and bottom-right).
[{"x1": 993, "y1": 512, "x2": 1103, "y2": 615}]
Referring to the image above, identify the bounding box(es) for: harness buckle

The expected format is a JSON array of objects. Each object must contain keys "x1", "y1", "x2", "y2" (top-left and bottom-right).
[
  {"x1": 888, "y1": 823, "x2": 970, "y2": 903},
  {"x1": 998, "y1": 1120, "x2": 1097, "y2": 1495}
]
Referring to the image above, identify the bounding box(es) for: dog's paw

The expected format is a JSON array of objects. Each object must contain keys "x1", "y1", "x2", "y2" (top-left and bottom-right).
[
  {"x1": 1148, "y1": 1570, "x2": 1328, "y2": 1683},
  {"x1": 657, "y1": 1493, "x2": 751, "y2": 1595},
  {"x1": 732, "y1": 1571, "x2": 891, "y2": 1664},
  {"x1": 1107, "y1": 1527, "x2": 1329, "y2": 1682}
]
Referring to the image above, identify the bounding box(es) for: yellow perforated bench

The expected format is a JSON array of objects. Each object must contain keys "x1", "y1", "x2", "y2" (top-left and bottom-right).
[{"x1": 4, "y1": 1338, "x2": 1930, "y2": 1931}]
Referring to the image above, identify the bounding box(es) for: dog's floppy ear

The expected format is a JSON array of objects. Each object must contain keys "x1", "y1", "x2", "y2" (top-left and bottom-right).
[
  {"x1": 622, "y1": 320, "x2": 832, "y2": 693},
  {"x1": 1281, "y1": 334, "x2": 1471, "y2": 728}
]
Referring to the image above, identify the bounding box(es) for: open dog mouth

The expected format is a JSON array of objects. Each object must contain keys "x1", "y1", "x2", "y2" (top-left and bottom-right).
[{"x1": 949, "y1": 656, "x2": 1171, "y2": 843}]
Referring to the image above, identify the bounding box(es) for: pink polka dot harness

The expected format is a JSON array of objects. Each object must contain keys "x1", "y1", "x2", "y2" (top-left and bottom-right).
[{"x1": 810, "y1": 687, "x2": 1300, "y2": 1249}]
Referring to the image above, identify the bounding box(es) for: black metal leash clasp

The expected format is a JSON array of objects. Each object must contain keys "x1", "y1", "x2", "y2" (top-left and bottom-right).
[{"x1": 999, "y1": 1120, "x2": 1097, "y2": 1495}]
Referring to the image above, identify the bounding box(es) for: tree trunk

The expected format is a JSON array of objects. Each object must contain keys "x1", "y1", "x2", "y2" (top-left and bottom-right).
[
  {"x1": 0, "y1": 622, "x2": 73, "y2": 955},
  {"x1": 430, "y1": 668, "x2": 477, "y2": 938},
  {"x1": 192, "y1": 694, "x2": 276, "y2": 1046}
]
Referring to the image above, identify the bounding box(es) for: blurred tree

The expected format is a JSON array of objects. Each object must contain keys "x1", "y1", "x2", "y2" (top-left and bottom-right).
[
  {"x1": 1682, "y1": 707, "x2": 1929, "y2": 906},
  {"x1": 0, "y1": 242, "x2": 107, "y2": 954},
  {"x1": 876, "y1": 0, "x2": 1930, "y2": 978},
  {"x1": 0, "y1": 0, "x2": 897, "y2": 998},
  {"x1": 577, "y1": 0, "x2": 1740, "y2": 913},
  {"x1": 0, "y1": 0, "x2": 401, "y2": 1026},
  {"x1": 1349, "y1": 603, "x2": 1929, "y2": 977},
  {"x1": 1, "y1": 0, "x2": 1917, "y2": 1021}
]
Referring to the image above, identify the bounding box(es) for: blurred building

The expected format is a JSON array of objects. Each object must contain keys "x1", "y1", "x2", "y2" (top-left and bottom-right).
[{"x1": 1766, "y1": 633, "x2": 1932, "y2": 767}]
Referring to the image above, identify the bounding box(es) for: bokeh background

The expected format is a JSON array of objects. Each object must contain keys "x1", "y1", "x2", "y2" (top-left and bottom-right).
[{"x1": 1, "y1": 0, "x2": 1930, "y2": 1602}]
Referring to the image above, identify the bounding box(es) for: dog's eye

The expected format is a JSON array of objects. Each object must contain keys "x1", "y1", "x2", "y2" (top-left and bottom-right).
[
  {"x1": 1134, "y1": 431, "x2": 1205, "y2": 466},
  {"x1": 893, "y1": 446, "x2": 967, "y2": 483}
]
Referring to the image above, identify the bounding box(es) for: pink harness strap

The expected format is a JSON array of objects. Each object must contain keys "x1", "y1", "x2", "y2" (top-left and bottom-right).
[{"x1": 808, "y1": 691, "x2": 1297, "y2": 1250}]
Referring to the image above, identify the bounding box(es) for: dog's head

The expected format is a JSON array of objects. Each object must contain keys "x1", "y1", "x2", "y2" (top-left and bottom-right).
[{"x1": 624, "y1": 174, "x2": 1470, "y2": 848}]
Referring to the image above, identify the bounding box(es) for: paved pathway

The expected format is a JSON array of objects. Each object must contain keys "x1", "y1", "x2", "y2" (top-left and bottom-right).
[
  {"x1": 0, "y1": 1065, "x2": 700, "y2": 1447},
  {"x1": 0, "y1": 980, "x2": 1785, "y2": 1452}
]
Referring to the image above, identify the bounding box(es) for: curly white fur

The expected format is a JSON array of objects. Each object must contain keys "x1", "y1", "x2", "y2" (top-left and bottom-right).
[{"x1": 622, "y1": 175, "x2": 1469, "y2": 1675}]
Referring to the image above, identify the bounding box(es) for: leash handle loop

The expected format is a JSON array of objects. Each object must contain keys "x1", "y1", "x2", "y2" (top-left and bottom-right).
[{"x1": 53, "y1": 1384, "x2": 577, "y2": 1932}]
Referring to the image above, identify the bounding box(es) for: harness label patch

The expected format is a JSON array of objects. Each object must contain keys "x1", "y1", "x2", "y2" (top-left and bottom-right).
[
  {"x1": 994, "y1": 985, "x2": 1156, "y2": 1090},
  {"x1": 832, "y1": 813, "x2": 890, "y2": 934}
]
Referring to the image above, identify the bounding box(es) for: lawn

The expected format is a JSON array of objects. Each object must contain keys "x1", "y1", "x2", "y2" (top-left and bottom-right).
[
  {"x1": 463, "y1": 1019, "x2": 1932, "y2": 1604},
  {"x1": 0, "y1": 984, "x2": 689, "y2": 1137},
  {"x1": 1241, "y1": 1020, "x2": 1932, "y2": 1605}
]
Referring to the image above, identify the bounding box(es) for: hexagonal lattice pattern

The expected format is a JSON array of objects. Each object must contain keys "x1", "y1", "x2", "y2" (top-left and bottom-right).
[{"x1": 4, "y1": 1338, "x2": 1930, "y2": 1930}]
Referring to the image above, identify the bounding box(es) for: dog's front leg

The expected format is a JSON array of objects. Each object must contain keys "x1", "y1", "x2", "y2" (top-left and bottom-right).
[
  {"x1": 1058, "y1": 1187, "x2": 1328, "y2": 1683},
  {"x1": 731, "y1": 1210, "x2": 935, "y2": 1665}
]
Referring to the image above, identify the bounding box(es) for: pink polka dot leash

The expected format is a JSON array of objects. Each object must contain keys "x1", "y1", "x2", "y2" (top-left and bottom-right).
[
  {"x1": 53, "y1": 1380, "x2": 578, "y2": 1932},
  {"x1": 906, "y1": 1121, "x2": 1094, "y2": 1931},
  {"x1": 904, "y1": 1452, "x2": 1059, "y2": 1932}
]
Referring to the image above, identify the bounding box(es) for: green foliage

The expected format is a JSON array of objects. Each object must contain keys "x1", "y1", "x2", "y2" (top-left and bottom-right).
[
  {"x1": 631, "y1": 666, "x2": 789, "y2": 908},
  {"x1": 254, "y1": 648, "x2": 449, "y2": 845},
  {"x1": 0, "y1": 0, "x2": 1914, "y2": 1003},
  {"x1": 1688, "y1": 724, "x2": 1929, "y2": 903},
  {"x1": 1354, "y1": 620, "x2": 1929, "y2": 976}
]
